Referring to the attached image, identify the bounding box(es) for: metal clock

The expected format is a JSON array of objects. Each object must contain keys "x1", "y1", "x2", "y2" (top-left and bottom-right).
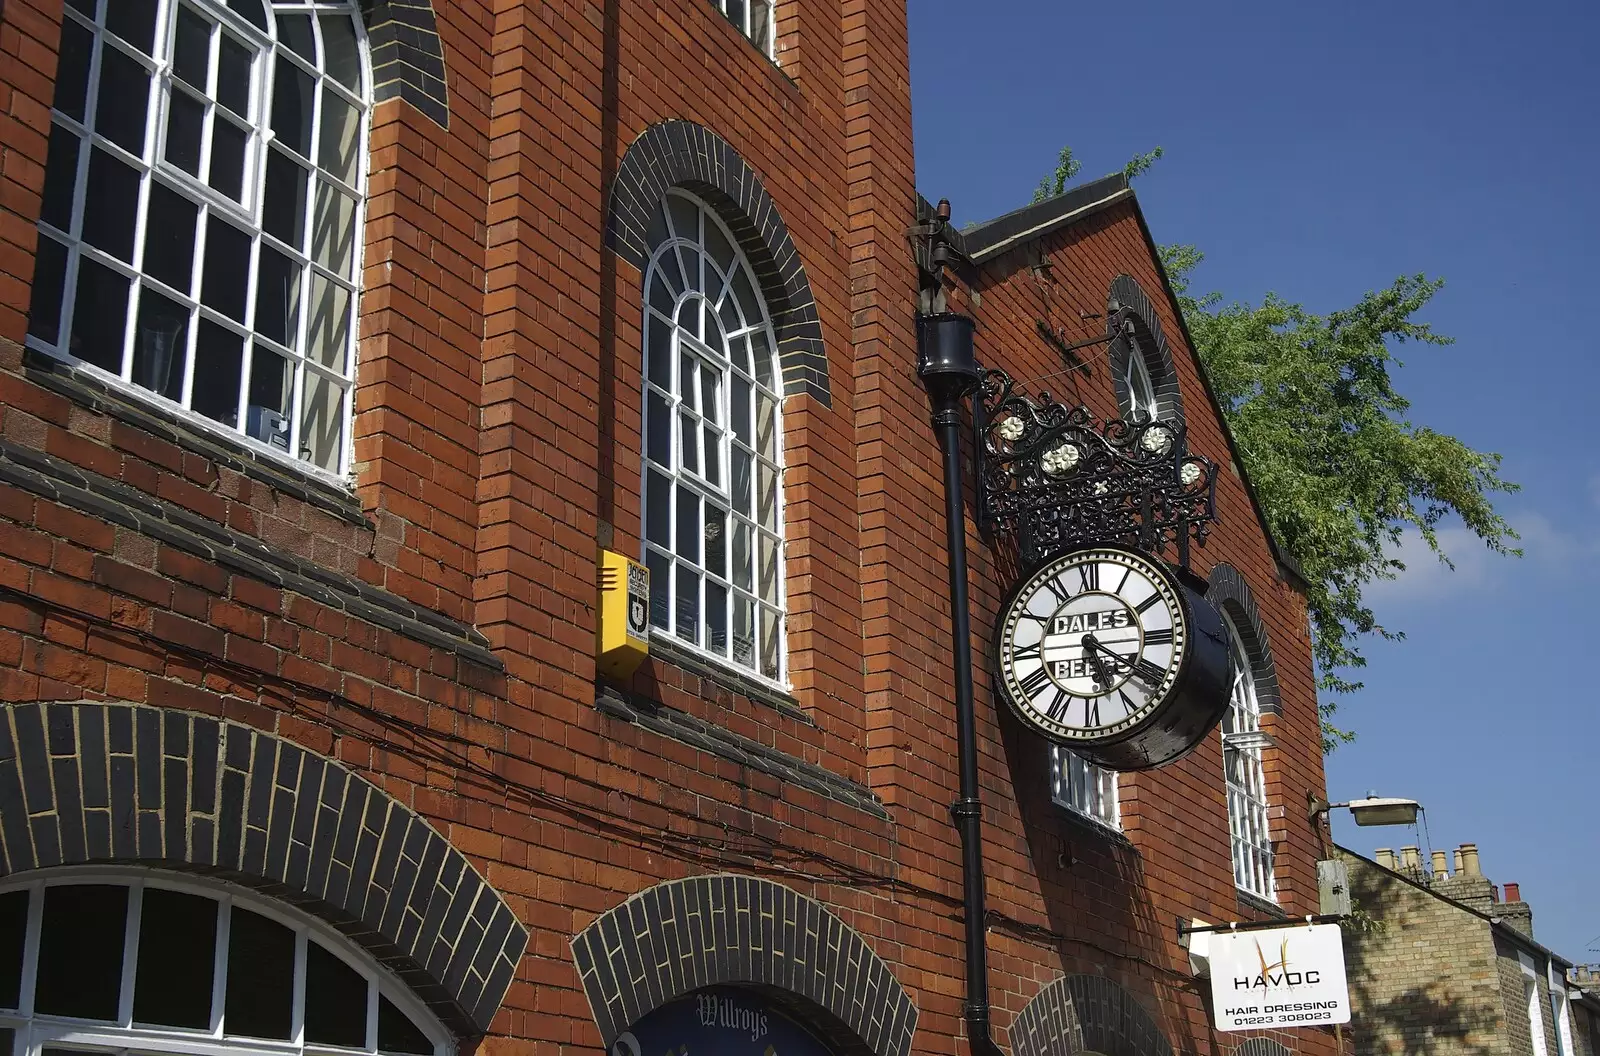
[{"x1": 994, "y1": 545, "x2": 1233, "y2": 770}]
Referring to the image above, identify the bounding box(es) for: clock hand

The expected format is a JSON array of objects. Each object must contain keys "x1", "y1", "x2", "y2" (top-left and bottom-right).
[
  {"x1": 1083, "y1": 635, "x2": 1163, "y2": 689},
  {"x1": 1080, "y1": 638, "x2": 1114, "y2": 691}
]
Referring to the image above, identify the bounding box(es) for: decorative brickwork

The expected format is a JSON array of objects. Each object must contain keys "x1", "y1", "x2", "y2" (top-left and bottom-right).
[
  {"x1": 0, "y1": 700, "x2": 527, "y2": 1036},
  {"x1": 1010, "y1": 974, "x2": 1173, "y2": 1056},
  {"x1": 361, "y1": 0, "x2": 450, "y2": 127},
  {"x1": 1107, "y1": 274, "x2": 1185, "y2": 423},
  {"x1": 570, "y1": 874, "x2": 917, "y2": 1056},
  {"x1": 606, "y1": 120, "x2": 831, "y2": 405},
  {"x1": 1206, "y1": 563, "x2": 1282, "y2": 715}
]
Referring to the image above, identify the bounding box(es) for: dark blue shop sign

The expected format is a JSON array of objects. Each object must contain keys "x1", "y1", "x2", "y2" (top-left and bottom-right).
[{"x1": 614, "y1": 987, "x2": 836, "y2": 1056}]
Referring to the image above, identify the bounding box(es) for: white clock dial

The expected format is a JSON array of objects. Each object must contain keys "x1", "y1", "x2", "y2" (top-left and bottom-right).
[{"x1": 997, "y1": 547, "x2": 1187, "y2": 742}]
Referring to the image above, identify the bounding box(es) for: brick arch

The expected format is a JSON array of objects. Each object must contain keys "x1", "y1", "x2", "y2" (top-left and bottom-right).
[
  {"x1": 359, "y1": 0, "x2": 451, "y2": 127},
  {"x1": 0, "y1": 701, "x2": 526, "y2": 1036},
  {"x1": 1011, "y1": 974, "x2": 1174, "y2": 1056},
  {"x1": 1106, "y1": 275, "x2": 1184, "y2": 422},
  {"x1": 1205, "y1": 563, "x2": 1282, "y2": 715},
  {"x1": 606, "y1": 120, "x2": 831, "y2": 406},
  {"x1": 570, "y1": 874, "x2": 917, "y2": 1056},
  {"x1": 1234, "y1": 1040, "x2": 1293, "y2": 1056}
]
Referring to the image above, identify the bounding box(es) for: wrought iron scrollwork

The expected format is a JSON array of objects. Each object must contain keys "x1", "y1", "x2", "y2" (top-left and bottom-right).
[{"x1": 975, "y1": 368, "x2": 1218, "y2": 569}]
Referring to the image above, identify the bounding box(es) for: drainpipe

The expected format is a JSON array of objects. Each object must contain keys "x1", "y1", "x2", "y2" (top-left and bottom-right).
[{"x1": 916, "y1": 306, "x2": 1005, "y2": 1056}]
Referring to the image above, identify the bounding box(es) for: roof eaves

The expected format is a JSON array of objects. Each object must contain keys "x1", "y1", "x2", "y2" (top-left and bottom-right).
[{"x1": 959, "y1": 173, "x2": 1131, "y2": 265}]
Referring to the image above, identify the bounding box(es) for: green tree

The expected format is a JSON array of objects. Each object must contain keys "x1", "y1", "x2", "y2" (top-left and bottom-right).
[{"x1": 1041, "y1": 149, "x2": 1521, "y2": 750}]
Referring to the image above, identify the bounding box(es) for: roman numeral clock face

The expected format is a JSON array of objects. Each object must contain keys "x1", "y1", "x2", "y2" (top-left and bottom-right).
[{"x1": 997, "y1": 548, "x2": 1188, "y2": 745}]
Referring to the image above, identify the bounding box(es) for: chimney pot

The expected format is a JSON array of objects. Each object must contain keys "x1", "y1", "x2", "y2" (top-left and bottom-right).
[
  {"x1": 1375, "y1": 848, "x2": 1396, "y2": 868},
  {"x1": 1454, "y1": 849, "x2": 1465, "y2": 874},
  {"x1": 1504, "y1": 882, "x2": 1521, "y2": 902},
  {"x1": 1431, "y1": 850, "x2": 1450, "y2": 878},
  {"x1": 1401, "y1": 846, "x2": 1422, "y2": 872},
  {"x1": 1461, "y1": 843, "x2": 1482, "y2": 877}
]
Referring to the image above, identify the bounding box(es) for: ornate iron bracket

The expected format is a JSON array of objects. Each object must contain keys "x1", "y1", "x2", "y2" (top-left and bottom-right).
[{"x1": 975, "y1": 367, "x2": 1219, "y2": 570}]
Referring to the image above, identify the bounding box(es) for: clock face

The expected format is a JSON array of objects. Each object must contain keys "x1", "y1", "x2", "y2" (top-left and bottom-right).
[{"x1": 997, "y1": 547, "x2": 1188, "y2": 743}]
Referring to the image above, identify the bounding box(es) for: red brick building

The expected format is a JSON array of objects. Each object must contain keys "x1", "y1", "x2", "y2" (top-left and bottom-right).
[{"x1": 0, "y1": 3, "x2": 1338, "y2": 1056}]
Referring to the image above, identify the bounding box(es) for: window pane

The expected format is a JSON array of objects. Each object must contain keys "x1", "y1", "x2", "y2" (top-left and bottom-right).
[
  {"x1": 106, "y1": 0, "x2": 159, "y2": 53},
  {"x1": 706, "y1": 221, "x2": 735, "y2": 274},
  {"x1": 733, "y1": 521, "x2": 751, "y2": 591},
  {"x1": 133, "y1": 887, "x2": 217, "y2": 1028},
  {"x1": 703, "y1": 424, "x2": 720, "y2": 485},
  {"x1": 263, "y1": 148, "x2": 310, "y2": 250},
  {"x1": 271, "y1": 57, "x2": 314, "y2": 157},
  {"x1": 223, "y1": 907, "x2": 294, "y2": 1039},
  {"x1": 164, "y1": 90, "x2": 205, "y2": 175},
  {"x1": 645, "y1": 469, "x2": 671, "y2": 547},
  {"x1": 248, "y1": 344, "x2": 294, "y2": 421},
  {"x1": 675, "y1": 567, "x2": 699, "y2": 643},
  {"x1": 192, "y1": 318, "x2": 243, "y2": 425},
  {"x1": 759, "y1": 533, "x2": 778, "y2": 604},
  {"x1": 52, "y1": 19, "x2": 94, "y2": 122},
  {"x1": 750, "y1": 1, "x2": 772, "y2": 51},
  {"x1": 82, "y1": 146, "x2": 141, "y2": 262},
  {"x1": 39, "y1": 124, "x2": 80, "y2": 232},
  {"x1": 0, "y1": 890, "x2": 27, "y2": 1009},
  {"x1": 646, "y1": 389, "x2": 671, "y2": 467},
  {"x1": 756, "y1": 391, "x2": 776, "y2": 459},
  {"x1": 646, "y1": 315, "x2": 672, "y2": 388},
  {"x1": 70, "y1": 256, "x2": 131, "y2": 373},
  {"x1": 378, "y1": 995, "x2": 434, "y2": 1056},
  {"x1": 304, "y1": 942, "x2": 369, "y2": 1047},
  {"x1": 319, "y1": 87, "x2": 360, "y2": 186},
  {"x1": 201, "y1": 215, "x2": 251, "y2": 321},
  {"x1": 751, "y1": 326, "x2": 774, "y2": 387},
  {"x1": 760, "y1": 606, "x2": 779, "y2": 678},
  {"x1": 132, "y1": 288, "x2": 190, "y2": 401},
  {"x1": 307, "y1": 273, "x2": 350, "y2": 371},
  {"x1": 300, "y1": 371, "x2": 344, "y2": 471},
  {"x1": 758, "y1": 461, "x2": 776, "y2": 529},
  {"x1": 733, "y1": 595, "x2": 754, "y2": 666},
  {"x1": 277, "y1": 15, "x2": 317, "y2": 63},
  {"x1": 36, "y1": 884, "x2": 128, "y2": 1020},
  {"x1": 313, "y1": 181, "x2": 358, "y2": 277},
  {"x1": 675, "y1": 487, "x2": 700, "y2": 563},
  {"x1": 725, "y1": 0, "x2": 747, "y2": 33},
  {"x1": 228, "y1": 0, "x2": 267, "y2": 30},
  {"x1": 143, "y1": 181, "x2": 200, "y2": 292},
  {"x1": 255, "y1": 244, "x2": 301, "y2": 347},
  {"x1": 648, "y1": 273, "x2": 673, "y2": 318},
  {"x1": 667, "y1": 196, "x2": 698, "y2": 243},
  {"x1": 731, "y1": 377, "x2": 751, "y2": 444},
  {"x1": 216, "y1": 35, "x2": 252, "y2": 117},
  {"x1": 172, "y1": 7, "x2": 211, "y2": 92},
  {"x1": 706, "y1": 581, "x2": 728, "y2": 656},
  {"x1": 678, "y1": 410, "x2": 697, "y2": 475},
  {"x1": 732, "y1": 446, "x2": 752, "y2": 517},
  {"x1": 94, "y1": 45, "x2": 151, "y2": 155},
  {"x1": 27, "y1": 235, "x2": 69, "y2": 344},
  {"x1": 704, "y1": 503, "x2": 726, "y2": 578},
  {"x1": 208, "y1": 116, "x2": 247, "y2": 201},
  {"x1": 645, "y1": 549, "x2": 669, "y2": 630},
  {"x1": 321, "y1": 16, "x2": 362, "y2": 92}
]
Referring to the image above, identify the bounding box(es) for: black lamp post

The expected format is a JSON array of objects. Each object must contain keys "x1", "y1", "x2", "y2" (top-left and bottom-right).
[{"x1": 916, "y1": 308, "x2": 1005, "y2": 1056}]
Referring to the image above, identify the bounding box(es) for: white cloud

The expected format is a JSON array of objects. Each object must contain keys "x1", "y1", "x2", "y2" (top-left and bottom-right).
[{"x1": 1363, "y1": 512, "x2": 1597, "y2": 607}]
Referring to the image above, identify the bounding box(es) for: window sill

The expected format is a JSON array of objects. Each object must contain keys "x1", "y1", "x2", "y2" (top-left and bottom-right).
[
  {"x1": 1236, "y1": 889, "x2": 1286, "y2": 919},
  {"x1": 1050, "y1": 802, "x2": 1134, "y2": 849},
  {"x1": 22, "y1": 348, "x2": 368, "y2": 528},
  {"x1": 644, "y1": 634, "x2": 812, "y2": 726}
]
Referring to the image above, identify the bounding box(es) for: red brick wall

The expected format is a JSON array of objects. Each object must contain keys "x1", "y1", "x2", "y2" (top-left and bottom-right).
[{"x1": 0, "y1": 1, "x2": 1337, "y2": 1056}]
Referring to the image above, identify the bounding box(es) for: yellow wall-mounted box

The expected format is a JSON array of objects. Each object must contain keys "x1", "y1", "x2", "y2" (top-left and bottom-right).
[{"x1": 596, "y1": 549, "x2": 650, "y2": 679}]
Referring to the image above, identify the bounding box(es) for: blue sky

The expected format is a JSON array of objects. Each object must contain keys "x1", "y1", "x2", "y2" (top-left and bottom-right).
[{"x1": 908, "y1": 1, "x2": 1600, "y2": 958}]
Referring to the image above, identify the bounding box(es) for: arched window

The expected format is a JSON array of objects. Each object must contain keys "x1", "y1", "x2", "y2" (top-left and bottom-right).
[
  {"x1": 1221, "y1": 609, "x2": 1275, "y2": 901},
  {"x1": 0, "y1": 870, "x2": 449, "y2": 1056},
  {"x1": 26, "y1": 0, "x2": 371, "y2": 477},
  {"x1": 641, "y1": 190, "x2": 786, "y2": 684}
]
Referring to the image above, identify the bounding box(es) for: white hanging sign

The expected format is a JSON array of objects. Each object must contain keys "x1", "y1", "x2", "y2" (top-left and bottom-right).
[{"x1": 1208, "y1": 923, "x2": 1351, "y2": 1031}]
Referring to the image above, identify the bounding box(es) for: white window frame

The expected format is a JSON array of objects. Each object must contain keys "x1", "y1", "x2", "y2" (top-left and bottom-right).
[
  {"x1": 640, "y1": 189, "x2": 788, "y2": 687},
  {"x1": 1553, "y1": 962, "x2": 1576, "y2": 1056},
  {"x1": 0, "y1": 867, "x2": 450, "y2": 1056},
  {"x1": 709, "y1": 0, "x2": 776, "y2": 59},
  {"x1": 1119, "y1": 326, "x2": 1161, "y2": 424},
  {"x1": 1221, "y1": 609, "x2": 1275, "y2": 902},
  {"x1": 1049, "y1": 745, "x2": 1119, "y2": 831},
  {"x1": 1526, "y1": 954, "x2": 1552, "y2": 1056},
  {"x1": 25, "y1": 0, "x2": 371, "y2": 483}
]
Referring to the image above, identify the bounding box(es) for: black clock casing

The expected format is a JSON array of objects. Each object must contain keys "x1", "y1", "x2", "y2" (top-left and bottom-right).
[{"x1": 992, "y1": 545, "x2": 1233, "y2": 771}]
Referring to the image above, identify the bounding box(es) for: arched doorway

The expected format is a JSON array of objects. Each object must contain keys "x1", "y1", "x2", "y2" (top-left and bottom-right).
[
  {"x1": 0, "y1": 869, "x2": 448, "y2": 1056},
  {"x1": 612, "y1": 987, "x2": 835, "y2": 1056}
]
